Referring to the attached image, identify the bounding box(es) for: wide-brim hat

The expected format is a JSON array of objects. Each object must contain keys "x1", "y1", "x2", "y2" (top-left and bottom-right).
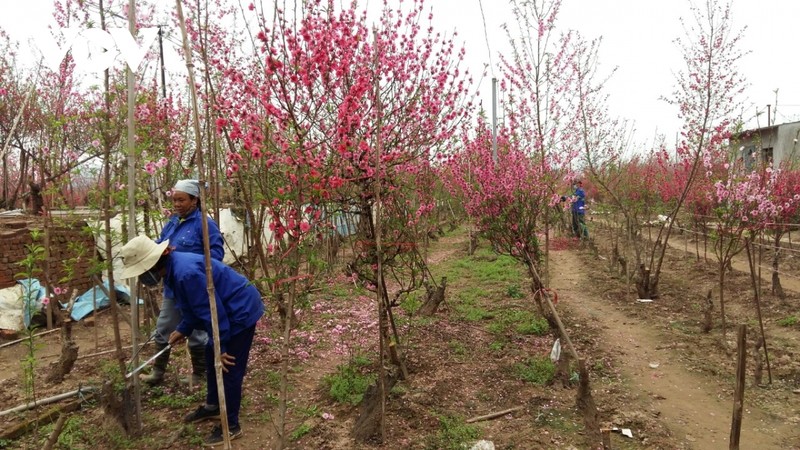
[{"x1": 118, "y1": 235, "x2": 169, "y2": 279}]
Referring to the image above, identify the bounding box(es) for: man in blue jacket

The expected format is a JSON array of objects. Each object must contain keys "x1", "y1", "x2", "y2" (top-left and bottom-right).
[
  {"x1": 571, "y1": 180, "x2": 588, "y2": 238},
  {"x1": 144, "y1": 179, "x2": 226, "y2": 386},
  {"x1": 119, "y1": 235, "x2": 263, "y2": 446}
]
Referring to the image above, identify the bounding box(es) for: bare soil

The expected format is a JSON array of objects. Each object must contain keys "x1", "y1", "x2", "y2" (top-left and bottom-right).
[{"x1": 0, "y1": 226, "x2": 799, "y2": 449}]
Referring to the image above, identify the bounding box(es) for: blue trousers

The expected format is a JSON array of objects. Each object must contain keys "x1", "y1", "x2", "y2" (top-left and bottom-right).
[
  {"x1": 205, "y1": 325, "x2": 256, "y2": 427},
  {"x1": 153, "y1": 296, "x2": 208, "y2": 350}
]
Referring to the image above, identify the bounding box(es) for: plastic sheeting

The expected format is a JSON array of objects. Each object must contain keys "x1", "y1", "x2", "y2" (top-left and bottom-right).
[
  {"x1": 69, "y1": 282, "x2": 131, "y2": 321},
  {"x1": 19, "y1": 278, "x2": 46, "y2": 328}
]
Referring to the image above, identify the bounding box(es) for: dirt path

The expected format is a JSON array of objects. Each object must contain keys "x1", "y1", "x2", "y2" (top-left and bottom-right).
[{"x1": 549, "y1": 249, "x2": 795, "y2": 450}]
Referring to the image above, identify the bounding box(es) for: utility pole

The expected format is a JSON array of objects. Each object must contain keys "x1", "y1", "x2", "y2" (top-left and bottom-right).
[
  {"x1": 767, "y1": 104, "x2": 771, "y2": 127},
  {"x1": 158, "y1": 26, "x2": 167, "y2": 99},
  {"x1": 491, "y1": 77, "x2": 497, "y2": 163}
]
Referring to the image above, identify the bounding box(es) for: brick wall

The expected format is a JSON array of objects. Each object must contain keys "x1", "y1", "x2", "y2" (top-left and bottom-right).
[{"x1": 0, "y1": 218, "x2": 96, "y2": 296}]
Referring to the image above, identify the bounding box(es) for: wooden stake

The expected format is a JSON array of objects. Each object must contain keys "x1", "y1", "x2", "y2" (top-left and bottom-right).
[
  {"x1": 729, "y1": 324, "x2": 746, "y2": 450},
  {"x1": 42, "y1": 413, "x2": 69, "y2": 450}
]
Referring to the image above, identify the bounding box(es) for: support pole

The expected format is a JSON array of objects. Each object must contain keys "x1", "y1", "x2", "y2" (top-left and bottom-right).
[
  {"x1": 126, "y1": 0, "x2": 142, "y2": 432},
  {"x1": 174, "y1": 1, "x2": 230, "y2": 447},
  {"x1": 729, "y1": 324, "x2": 747, "y2": 450}
]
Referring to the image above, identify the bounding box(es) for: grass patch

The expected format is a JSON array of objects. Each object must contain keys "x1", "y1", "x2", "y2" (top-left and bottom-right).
[
  {"x1": 426, "y1": 414, "x2": 480, "y2": 450},
  {"x1": 491, "y1": 309, "x2": 549, "y2": 336},
  {"x1": 449, "y1": 340, "x2": 467, "y2": 355},
  {"x1": 411, "y1": 315, "x2": 437, "y2": 326},
  {"x1": 290, "y1": 423, "x2": 313, "y2": 441},
  {"x1": 506, "y1": 284, "x2": 525, "y2": 299},
  {"x1": 489, "y1": 341, "x2": 505, "y2": 352},
  {"x1": 442, "y1": 246, "x2": 524, "y2": 286},
  {"x1": 41, "y1": 416, "x2": 94, "y2": 448},
  {"x1": 296, "y1": 404, "x2": 319, "y2": 418},
  {"x1": 777, "y1": 315, "x2": 798, "y2": 327},
  {"x1": 516, "y1": 316, "x2": 549, "y2": 335},
  {"x1": 400, "y1": 291, "x2": 423, "y2": 316},
  {"x1": 390, "y1": 383, "x2": 407, "y2": 397},
  {"x1": 148, "y1": 386, "x2": 205, "y2": 409},
  {"x1": 455, "y1": 302, "x2": 494, "y2": 321},
  {"x1": 534, "y1": 408, "x2": 581, "y2": 433},
  {"x1": 456, "y1": 287, "x2": 490, "y2": 305},
  {"x1": 448, "y1": 340, "x2": 468, "y2": 358},
  {"x1": 324, "y1": 356, "x2": 375, "y2": 405},
  {"x1": 263, "y1": 369, "x2": 281, "y2": 389},
  {"x1": 515, "y1": 356, "x2": 555, "y2": 385},
  {"x1": 669, "y1": 320, "x2": 694, "y2": 334}
]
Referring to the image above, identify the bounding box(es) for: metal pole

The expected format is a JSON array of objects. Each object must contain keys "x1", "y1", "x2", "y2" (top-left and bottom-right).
[{"x1": 492, "y1": 77, "x2": 498, "y2": 163}]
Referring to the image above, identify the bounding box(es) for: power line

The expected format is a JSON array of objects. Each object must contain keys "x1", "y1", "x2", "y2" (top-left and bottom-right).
[{"x1": 477, "y1": 0, "x2": 494, "y2": 78}]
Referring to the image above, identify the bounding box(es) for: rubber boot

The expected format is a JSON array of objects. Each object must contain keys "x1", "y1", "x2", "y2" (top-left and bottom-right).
[
  {"x1": 182, "y1": 346, "x2": 206, "y2": 386},
  {"x1": 140, "y1": 343, "x2": 170, "y2": 386}
]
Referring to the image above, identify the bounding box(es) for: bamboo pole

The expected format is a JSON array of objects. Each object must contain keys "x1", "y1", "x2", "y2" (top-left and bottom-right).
[
  {"x1": 98, "y1": 0, "x2": 127, "y2": 393},
  {"x1": 0, "y1": 386, "x2": 95, "y2": 417},
  {"x1": 372, "y1": 27, "x2": 387, "y2": 443},
  {"x1": 744, "y1": 238, "x2": 772, "y2": 383},
  {"x1": 466, "y1": 406, "x2": 523, "y2": 424},
  {"x1": 0, "y1": 328, "x2": 59, "y2": 349},
  {"x1": 174, "y1": 2, "x2": 230, "y2": 448},
  {"x1": 126, "y1": 0, "x2": 142, "y2": 431}
]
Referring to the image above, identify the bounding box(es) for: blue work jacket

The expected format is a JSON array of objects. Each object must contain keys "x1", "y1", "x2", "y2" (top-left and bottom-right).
[
  {"x1": 157, "y1": 207, "x2": 224, "y2": 298},
  {"x1": 572, "y1": 187, "x2": 586, "y2": 215},
  {"x1": 166, "y1": 252, "x2": 264, "y2": 353}
]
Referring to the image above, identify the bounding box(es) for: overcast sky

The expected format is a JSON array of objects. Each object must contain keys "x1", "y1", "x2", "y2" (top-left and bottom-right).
[{"x1": 2, "y1": 0, "x2": 799, "y2": 150}]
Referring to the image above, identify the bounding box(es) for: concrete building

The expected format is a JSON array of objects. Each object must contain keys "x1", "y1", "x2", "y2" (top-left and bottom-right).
[{"x1": 733, "y1": 120, "x2": 800, "y2": 169}]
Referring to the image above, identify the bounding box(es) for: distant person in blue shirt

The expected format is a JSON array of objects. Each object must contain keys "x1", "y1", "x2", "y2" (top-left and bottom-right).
[
  {"x1": 571, "y1": 180, "x2": 588, "y2": 239},
  {"x1": 119, "y1": 235, "x2": 263, "y2": 446},
  {"x1": 143, "y1": 179, "x2": 225, "y2": 386}
]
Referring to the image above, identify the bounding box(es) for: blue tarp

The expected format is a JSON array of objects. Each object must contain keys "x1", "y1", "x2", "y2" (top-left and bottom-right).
[
  {"x1": 18, "y1": 278, "x2": 46, "y2": 328},
  {"x1": 13, "y1": 279, "x2": 134, "y2": 326},
  {"x1": 70, "y1": 282, "x2": 132, "y2": 321}
]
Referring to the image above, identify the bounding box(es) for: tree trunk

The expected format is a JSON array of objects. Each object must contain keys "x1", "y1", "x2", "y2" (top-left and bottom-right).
[
  {"x1": 701, "y1": 289, "x2": 713, "y2": 333},
  {"x1": 28, "y1": 182, "x2": 44, "y2": 215},
  {"x1": 576, "y1": 359, "x2": 602, "y2": 448},
  {"x1": 352, "y1": 373, "x2": 398, "y2": 443},
  {"x1": 46, "y1": 319, "x2": 78, "y2": 384},
  {"x1": 771, "y1": 233, "x2": 785, "y2": 299},
  {"x1": 636, "y1": 264, "x2": 658, "y2": 299},
  {"x1": 417, "y1": 277, "x2": 447, "y2": 316},
  {"x1": 719, "y1": 263, "x2": 728, "y2": 340}
]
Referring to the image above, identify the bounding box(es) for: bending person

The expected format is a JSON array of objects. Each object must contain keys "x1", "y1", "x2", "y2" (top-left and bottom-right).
[
  {"x1": 120, "y1": 236, "x2": 263, "y2": 446},
  {"x1": 143, "y1": 179, "x2": 225, "y2": 386}
]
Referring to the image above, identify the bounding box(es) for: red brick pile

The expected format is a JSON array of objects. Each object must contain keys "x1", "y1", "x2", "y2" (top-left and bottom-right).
[{"x1": 0, "y1": 217, "x2": 96, "y2": 295}]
